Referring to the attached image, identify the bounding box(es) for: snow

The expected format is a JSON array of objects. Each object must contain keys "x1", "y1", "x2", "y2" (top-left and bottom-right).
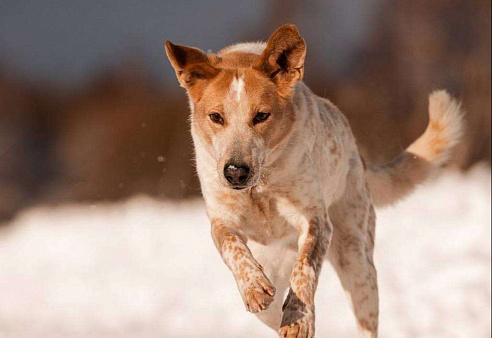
[{"x1": 0, "y1": 167, "x2": 490, "y2": 338}]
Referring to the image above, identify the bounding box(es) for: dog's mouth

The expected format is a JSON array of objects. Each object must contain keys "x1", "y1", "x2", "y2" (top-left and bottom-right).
[
  {"x1": 226, "y1": 177, "x2": 257, "y2": 191},
  {"x1": 231, "y1": 185, "x2": 248, "y2": 190}
]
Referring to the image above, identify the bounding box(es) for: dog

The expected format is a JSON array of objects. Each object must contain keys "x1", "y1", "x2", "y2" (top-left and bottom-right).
[{"x1": 165, "y1": 24, "x2": 464, "y2": 338}]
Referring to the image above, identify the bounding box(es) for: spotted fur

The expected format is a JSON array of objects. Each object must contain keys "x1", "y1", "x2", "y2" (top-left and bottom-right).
[{"x1": 165, "y1": 25, "x2": 464, "y2": 338}]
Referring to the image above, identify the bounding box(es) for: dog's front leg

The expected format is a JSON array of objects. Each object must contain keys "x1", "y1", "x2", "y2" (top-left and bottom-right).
[
  {"x1": 279, "y1": 213, "x2": 332, "y2": 338},
  {"x1": 211, "y1": 220, "x2": 276, "y2": 313}
]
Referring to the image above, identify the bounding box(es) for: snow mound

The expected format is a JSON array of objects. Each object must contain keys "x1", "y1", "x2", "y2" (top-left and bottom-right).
[{"x1": 0, "y1": 167, "x2": 490, "y2": 337}]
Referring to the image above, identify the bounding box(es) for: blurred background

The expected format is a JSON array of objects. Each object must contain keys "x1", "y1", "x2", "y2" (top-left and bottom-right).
[
  {"x1": 0, "y1": 0, "x2": 490, "y2": 220},
  {"x1": 0, "y1": 1, "x2": 490, "y2": 337}
]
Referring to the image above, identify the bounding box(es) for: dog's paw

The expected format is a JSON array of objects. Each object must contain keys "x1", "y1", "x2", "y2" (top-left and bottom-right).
[
  {"x1": 279, "y1": 290, "x2": 315, "y2": 338},
  {"x1": 240, "y1": 273, "x2": 276, "y2": 313},
  {"x1": 279, "y1": 310, "x2": 314, "y2": 338}
]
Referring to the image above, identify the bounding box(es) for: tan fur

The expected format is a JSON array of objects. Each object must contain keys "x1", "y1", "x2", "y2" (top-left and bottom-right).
[
  {"x1": 366, "y1": 90, "x2": 464, "y2": 207},
  {"x1": 165, "y1": 25, "x2": 464, "y2": 338}
]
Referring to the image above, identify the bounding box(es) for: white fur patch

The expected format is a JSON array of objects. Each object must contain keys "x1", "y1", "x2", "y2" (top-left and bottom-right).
[
  {"x1": 219, "y1": 42, "x2": 267, "y2": 56},
  {"x1": 230, "y1": 76, "x2": 245, "y2": 102}
]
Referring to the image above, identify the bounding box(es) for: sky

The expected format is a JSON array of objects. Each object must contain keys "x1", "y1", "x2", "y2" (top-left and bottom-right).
[{"x1": 0, "y1": 0, "x2": 381, "y2": 86}]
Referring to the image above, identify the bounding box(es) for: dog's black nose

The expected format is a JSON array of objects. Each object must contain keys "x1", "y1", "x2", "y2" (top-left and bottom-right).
[{"x1": 224, "y1": 163, "x2": 251, "y2": 188}]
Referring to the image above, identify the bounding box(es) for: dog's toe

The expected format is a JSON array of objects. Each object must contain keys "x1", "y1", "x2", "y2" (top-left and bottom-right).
[{"x1": 242, "y1": 275, "x2": 276, "y2": 313}]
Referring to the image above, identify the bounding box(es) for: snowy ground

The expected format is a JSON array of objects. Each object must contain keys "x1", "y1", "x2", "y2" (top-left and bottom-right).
[{"x1": 0, "y1": 167, "x2": 490, "y2": 338}]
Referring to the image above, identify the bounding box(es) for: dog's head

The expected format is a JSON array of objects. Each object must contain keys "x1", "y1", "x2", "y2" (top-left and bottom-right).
[{"x1": 165, "y1": 25, "x2": 306, "y2": 190}]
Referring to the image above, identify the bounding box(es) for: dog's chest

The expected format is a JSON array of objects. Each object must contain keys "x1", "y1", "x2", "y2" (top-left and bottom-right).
[{"x1": 237, "y1": 192, "x2": 294, "y2": 245}]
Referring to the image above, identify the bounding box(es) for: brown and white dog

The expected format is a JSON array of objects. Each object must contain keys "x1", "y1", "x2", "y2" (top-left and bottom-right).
[{"x1": 165, "y1": 25, "x2": 464, "y2": 338}]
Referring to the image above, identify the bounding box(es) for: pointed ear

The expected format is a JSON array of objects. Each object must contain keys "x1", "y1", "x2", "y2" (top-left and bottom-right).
[
  {"x1": 253, "y1": 25, "x2": 306, "y2": 97},
  {"x1": 165, "y1": 41, "x2": 220, "y2": 92}
]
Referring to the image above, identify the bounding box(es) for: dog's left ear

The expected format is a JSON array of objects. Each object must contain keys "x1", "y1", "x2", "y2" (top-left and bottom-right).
[
  {"x1": 253, "y1": 25, "x2": 306, "y2": 97},
  {"x1": 165, "y1": 41, "x2": 220, "y2": 99}
]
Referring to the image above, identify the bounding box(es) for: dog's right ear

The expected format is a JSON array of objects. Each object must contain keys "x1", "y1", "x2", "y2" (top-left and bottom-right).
[
  {"x1": 253, "y1": 25, "x2": 306, "y2": 98},
  {"x1": 165, "y1": 41, "x2": 220, "y2": 92}
]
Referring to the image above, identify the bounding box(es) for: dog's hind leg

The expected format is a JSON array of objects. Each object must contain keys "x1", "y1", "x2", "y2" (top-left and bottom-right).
[{"x1": 327, "y1": 178, "x2": 379, "y2": 337}]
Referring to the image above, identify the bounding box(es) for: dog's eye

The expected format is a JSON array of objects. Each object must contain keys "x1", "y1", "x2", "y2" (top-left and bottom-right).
[
  {"x1": 209, "y1": 113, "x2": 224, "y2": 125},
  {"x1": 253, "y1": 112, "x2": 270, "y2": 125}
]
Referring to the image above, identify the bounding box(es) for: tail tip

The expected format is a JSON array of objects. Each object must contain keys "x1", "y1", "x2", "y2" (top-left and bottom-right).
[
  {"x1": 425, "y1": 89, "x2": 465, "y2": 166},
  {"x1": 429, "y1": 89, "x2": 465, "y2": 134},
  {"x1": 429, "y1": 90, "x2": 463, "y2": 120}
]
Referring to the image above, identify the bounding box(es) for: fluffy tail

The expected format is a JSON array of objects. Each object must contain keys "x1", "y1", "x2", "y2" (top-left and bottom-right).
[{"x1": 366, "y1": 90, "x2": 465, "y2": 208}]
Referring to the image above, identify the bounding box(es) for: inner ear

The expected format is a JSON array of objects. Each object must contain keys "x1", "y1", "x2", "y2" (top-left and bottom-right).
[
  {"x1": 272, "y1": 53, "x2": 289, "y2": 78},
  {"x1": 277, "y1": 53, "x2": 288, "y2": 69}
]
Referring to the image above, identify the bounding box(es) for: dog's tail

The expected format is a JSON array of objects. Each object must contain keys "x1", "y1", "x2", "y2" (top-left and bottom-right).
[{"x1": 365, "y1": 90, "x2": 465, "y2": 208}]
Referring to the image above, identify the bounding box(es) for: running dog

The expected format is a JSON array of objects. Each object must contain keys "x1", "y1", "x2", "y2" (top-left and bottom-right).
[{"x1": 165, "y1": 24, "x2": 464, "y2": 337}]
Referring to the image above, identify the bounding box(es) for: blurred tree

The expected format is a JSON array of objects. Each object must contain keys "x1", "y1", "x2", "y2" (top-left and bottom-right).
[{"x1": 327, "y1": 0, "x2": 491, "y2": 167}]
